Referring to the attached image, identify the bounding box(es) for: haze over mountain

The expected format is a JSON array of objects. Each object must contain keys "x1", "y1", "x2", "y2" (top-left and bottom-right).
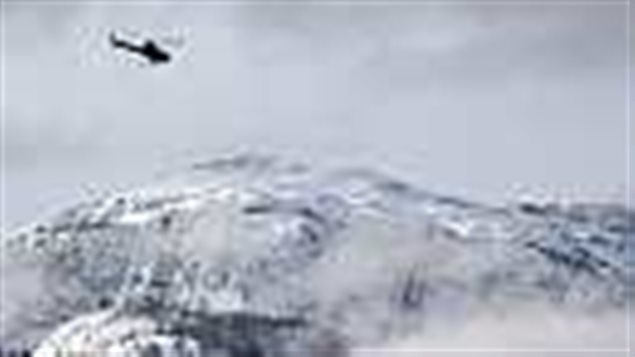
[{"x1": 2, "y1": 2, "x2": 631, "y2": 354}]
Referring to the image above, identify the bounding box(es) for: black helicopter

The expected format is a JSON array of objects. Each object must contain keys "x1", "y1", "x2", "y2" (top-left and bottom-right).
[{"x1": 109, "y1": 32, "x2": 172, "y2": 65}]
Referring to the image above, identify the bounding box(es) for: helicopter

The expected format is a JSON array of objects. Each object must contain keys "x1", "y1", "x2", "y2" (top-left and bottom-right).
[{"x1": 109, "y1": 32, "x2": 177, "y2": 65}]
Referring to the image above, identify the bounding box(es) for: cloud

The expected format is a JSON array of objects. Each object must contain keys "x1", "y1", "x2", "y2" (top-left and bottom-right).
[
  {"x1": 3, "y1": 2, "x2": 629, "y2": 227},
  {"x1": 351, "y1": 303, "x2": 627, "y2": 357}
]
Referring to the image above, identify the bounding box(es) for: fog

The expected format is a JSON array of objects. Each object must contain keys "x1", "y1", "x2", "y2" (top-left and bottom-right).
[
  {"x1": 2, "y1": 1, "x2": 630, "y2": 229},
  {"x1": 350, "y1": 300, "x2": 627, "y2": 356}
]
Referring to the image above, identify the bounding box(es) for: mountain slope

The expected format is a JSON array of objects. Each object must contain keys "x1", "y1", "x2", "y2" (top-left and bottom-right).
[{"x1": 1, "y1": 154, "x2": 632, "y2": 356}]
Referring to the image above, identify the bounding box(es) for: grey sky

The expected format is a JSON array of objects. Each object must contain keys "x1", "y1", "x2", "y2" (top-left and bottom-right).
[{"x1": 2, "y1": 1, "x2": 630, "y2": 228}]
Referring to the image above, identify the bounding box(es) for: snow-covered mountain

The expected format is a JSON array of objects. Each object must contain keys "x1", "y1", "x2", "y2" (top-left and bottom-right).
[{"x1": 1, "y1": 154, "x2": 632, "y2": 356}]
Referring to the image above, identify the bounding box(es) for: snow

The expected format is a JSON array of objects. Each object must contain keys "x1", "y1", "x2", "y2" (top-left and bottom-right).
[{"x1": 1, "y1": 155, "x2": 632, "y2": 355}]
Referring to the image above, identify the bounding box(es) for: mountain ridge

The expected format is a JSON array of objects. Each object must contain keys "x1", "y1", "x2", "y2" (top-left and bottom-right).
[{"x1": 2, "y1": 154, "x2": 632, "y2": 356}]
